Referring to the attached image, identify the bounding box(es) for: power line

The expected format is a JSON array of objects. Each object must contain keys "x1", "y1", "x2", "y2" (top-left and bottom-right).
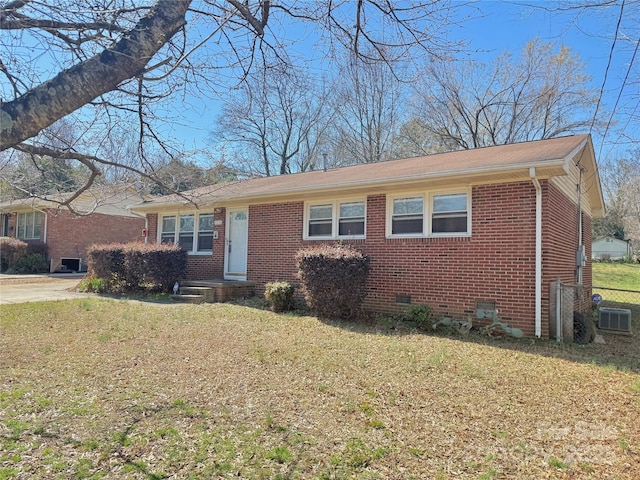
[
  {"x1": 589, "y1": 0, "x2": 625, "y2": 137},
  {"x1": 598, "y1": 35, "x2": 640, "y2": 160}
]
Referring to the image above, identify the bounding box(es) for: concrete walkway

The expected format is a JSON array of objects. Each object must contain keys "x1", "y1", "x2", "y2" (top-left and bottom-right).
[{"x1": 0, "y1": 274, "x2": 92, "y2": 305}]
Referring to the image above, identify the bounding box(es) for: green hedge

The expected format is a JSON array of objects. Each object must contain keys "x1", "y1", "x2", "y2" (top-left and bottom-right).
[
  {"x1": 87, "y1": 242, "x2": 187, "y2": 293},
  {"x1": 296, "y1": 244, "x2": 370, "y2": 320},
  {"x1": 0, "y1": 237, "x2": 28, "y2": 272}
]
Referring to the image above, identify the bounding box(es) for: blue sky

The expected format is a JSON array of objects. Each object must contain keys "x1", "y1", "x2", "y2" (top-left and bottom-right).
[
  {"x1": 454, "y1": 0, "x2": 638, "y2": 163},
  {"x1": 165, "y1": 1, "x2": 638, "y2": 165}
]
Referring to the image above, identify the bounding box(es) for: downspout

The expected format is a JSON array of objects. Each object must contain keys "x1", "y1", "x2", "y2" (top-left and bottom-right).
[{"x1": 529, "y1": 168, "x2": 542, "y2": 338}]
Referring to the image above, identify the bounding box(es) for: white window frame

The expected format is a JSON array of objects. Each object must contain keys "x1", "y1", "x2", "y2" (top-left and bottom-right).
[
  {"x1": 386, "y1": 188, "x2": 471, "y2": 238},
  {"x1": 16, "y1": 211, "x2": 42, "y2": 240},
  {"x1": 158, "y1": 212, "x2": 215, "y2": 255},
  {"x1": 303, "y1": 198, "x2": 367, "y2": 240}
]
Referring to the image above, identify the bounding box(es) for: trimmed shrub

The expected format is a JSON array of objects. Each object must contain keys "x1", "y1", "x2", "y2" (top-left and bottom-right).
[
  {"x1": 86, "y1": 242, "x2": 187, "y2": 294},
  {"x1": 296, "y1": 243, "x2": 370, "y2": 320},
  {"x1": 14, "y1": 253, "x2": 49, "y2": 274},
  {"x1": 264, "y1": 282, "x2": 296, "y2": 312},
  {"x1": 0, "y1": 237, "x2": 28, "y2": 272},
  {"x1": 26, "y1": 240, "x2": 48, "y2": 258}
]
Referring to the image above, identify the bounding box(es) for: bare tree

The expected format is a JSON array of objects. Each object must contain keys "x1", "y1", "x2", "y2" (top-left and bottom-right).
[
  {"x1": 329, "y1": 51, "x2": 407, "y2": 165},
  {"x1": 413, "y1": 39, "x2": 603, "y2": 150},
  {"x1": 595, "y1": 150, "x2": 640, "y2": 247},
  {"x1": 1, "y1": 0, "x2": 460, "y2": 200},
  {"x1": 212, "y1": 65, "x2": 331, "y2": 176}
]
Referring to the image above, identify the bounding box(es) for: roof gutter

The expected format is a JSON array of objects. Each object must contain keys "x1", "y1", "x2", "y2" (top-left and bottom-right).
[{"x1": 529, "y1": 167, "x2": 542, "y2": 338}]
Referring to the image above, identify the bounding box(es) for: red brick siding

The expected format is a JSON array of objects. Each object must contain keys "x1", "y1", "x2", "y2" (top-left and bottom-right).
[
  {"x1": 541, "y1": 182, "x2": 593, "y2": 325},
  {"x1": 45, "y1": 209, "x2": 145, "y2": 268},
  {"x1": 243, "y1": 182, "x2": 539, "y2": 336},
  {"x1": 248, "y1": 202, "x2": 304, "y2": 283},
  {"x1": 2, "y1": 209, "x2": 144, "y2": 269},
  {"x1": 149, "y1": 179, "x2": 594, "y2": 339}
]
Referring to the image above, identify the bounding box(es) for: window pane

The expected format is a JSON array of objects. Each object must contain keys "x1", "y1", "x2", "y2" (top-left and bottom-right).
[
  {"x1": 432, "y1": 215, "x2": 468, "y2": 233},
  {"x1": 433, "y1": 193, "x2": 467, "y2": 213},
  {"x1": 179, "y1": 234, "x2": 194, "y2": 251},
  {"x1": 339, "y1": 202, "x2": 364, "y2": 218},
  {"x1": 310, "y1": 204, "x2": 332, "y2": 220},
  {"x1": 180, "y1": 214, "x2": 194, "y2": 233},
  {"x1": 393, "y1": 197, "x2": 423, "y2": 216},
  {"x1": 309, "y1": 222, "x2": 332, "y2": 236},
  {"x1": 25, "y1": 212, "x2": 34, "y2": 238},
  {"x1": 162, "y1": 216, "x2": 175, "y2": 234},
  {"x1": 308, "y1": 204, "x2": 332, "y2": 237},
  {"x1": 392, "y1": 217, "x2": 423, "y2": 235},
  {"x1": 199, "y1": 214, "x2": 214, "y2": 232},
  {"x1": 339, "y1": 220, "x2": 365, "y2": 236},
  {"x1": 33, "y1": 212, "x2": 41, "y2": 238},
  {"x1": 197, "y1": 233, "x2": 213, "y2": 252},
  {"x1": 161, "y1": 234, "x2": 175, "y2": 244},
  {"x1": 17, "y1": 213, "x2": 26, "y2": 238}
]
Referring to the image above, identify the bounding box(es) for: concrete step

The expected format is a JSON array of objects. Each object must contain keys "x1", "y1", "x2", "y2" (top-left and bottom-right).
[
  {"x1": 179, "y1": 286, "x2": 215, "y2": 302},
  {"x1": 170, "y1": 294, "x2": 204, "y2": 304}
]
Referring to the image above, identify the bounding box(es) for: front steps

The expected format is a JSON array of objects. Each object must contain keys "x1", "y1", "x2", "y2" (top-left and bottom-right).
[{"x1": 170, "y1": 280, "x2": 255, "y2": 304}]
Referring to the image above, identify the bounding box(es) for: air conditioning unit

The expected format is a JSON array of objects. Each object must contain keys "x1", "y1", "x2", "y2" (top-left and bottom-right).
[{"x1": 598, "y1": 307, "x2": 632, "y2": 334}]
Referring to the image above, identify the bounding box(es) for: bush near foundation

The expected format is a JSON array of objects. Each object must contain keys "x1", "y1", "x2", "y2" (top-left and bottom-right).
[
  {"x1": 86, "y1": 242, "x2": 187, "y2": 293},
  {"x1": 0, "y1": 237, "x2": 28, "y2": 272},
  {"x1": 264, "y1": 282, "x2": 296, "y2": 312},
  {"x1": 14, "y1": 253, "x2": 49, "y2": 274},
  {"x1": 296, "y1": 244, "x2": 370, "y2": 320}
]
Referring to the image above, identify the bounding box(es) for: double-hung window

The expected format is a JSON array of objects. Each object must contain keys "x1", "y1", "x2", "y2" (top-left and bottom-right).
[
  {"x1": 431, "y1": 193, "x2": 468, "y2": 234},
  {"x1": 308, "y1": 204, "x2": 333, "y2": 238},
  {"x1": 305, "y1": 199, "x2": 366, "y2": 240},
  {"x1": 197, "y1": 214, "x2": 214, "y2": 252},
  {"x1": 391, "y1": 197, "x2": 424, "y2": 235},
  {"x1": 387, "y1": 190, "x2": 470, "y2": 238},
  {"x1": 159, "y1": 212, "x2": 214, "y2": 254},
  {"x1": 17, "y1": 211, "x2": 42, "y2": 240}
]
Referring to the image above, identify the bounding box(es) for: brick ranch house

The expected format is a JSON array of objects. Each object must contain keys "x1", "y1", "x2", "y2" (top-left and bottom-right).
[
  {"x1": 132, "y1": 135, "x2": 605, "y2": 338},
  {"x1": 0, "y1": 186, "x2": 146, "y2": 272}
]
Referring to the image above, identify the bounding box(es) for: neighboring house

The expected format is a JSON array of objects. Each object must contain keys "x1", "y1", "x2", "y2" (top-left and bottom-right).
[
  {"x1": 132, "y1": 135, "x2": 605, "y2": 339},
  {"x1": 0, "y1": 186, "x2": 146, "y2": 272},
  {"x1": 592, "y1": 236, "x2": 632, "y2": 260}
]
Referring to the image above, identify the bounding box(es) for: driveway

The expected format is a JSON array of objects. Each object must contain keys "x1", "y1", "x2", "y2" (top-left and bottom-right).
[{"x1": 0, "y1": 274, "x2": 92, "y2": 305}]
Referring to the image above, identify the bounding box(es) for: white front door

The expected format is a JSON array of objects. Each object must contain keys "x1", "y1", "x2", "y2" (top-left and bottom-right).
[{"x1": 224, "y1": 208, "x2": 248, "y2": 280}]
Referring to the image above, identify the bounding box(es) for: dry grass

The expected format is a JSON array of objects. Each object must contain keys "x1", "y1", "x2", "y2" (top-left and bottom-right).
[{"x1": 1, "y1": 298, "x2": 639, "y2": 479}]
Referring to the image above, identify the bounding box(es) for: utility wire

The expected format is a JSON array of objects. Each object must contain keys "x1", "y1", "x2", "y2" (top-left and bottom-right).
[
  {"x1": 589, "y1": 0, "x2": 625, "y2": 137},
  {"x1": 598, "y1": 35, "x2": 640, "y2": 161}
]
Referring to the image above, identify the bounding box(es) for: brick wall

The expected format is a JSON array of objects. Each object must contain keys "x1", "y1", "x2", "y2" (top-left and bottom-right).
[
  {"x1": 245, "y1": 182, "x2": 540, "y2": 336},
  {"x1": 542, "y1": 182, "x2": 594, "y2": 328},
  {"x1": 143, "y1": 179, "x2": 595, "y2": 339},
  {"x1": 2, "y1": 209, "x2": 144, "y2": 271},
  {"x1": 46, "y1": 209, "x2": 145, "y2": 270}
]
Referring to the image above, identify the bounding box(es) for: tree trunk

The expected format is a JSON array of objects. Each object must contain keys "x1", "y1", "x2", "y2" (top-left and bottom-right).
[{"x1": 0, "y1": 0, "x2": 192, "y2": 151}]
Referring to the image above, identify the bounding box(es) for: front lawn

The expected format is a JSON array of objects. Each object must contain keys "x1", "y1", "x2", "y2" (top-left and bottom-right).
[{"x1": 1, "y1": 299, "x2": 638, "y2": 479}]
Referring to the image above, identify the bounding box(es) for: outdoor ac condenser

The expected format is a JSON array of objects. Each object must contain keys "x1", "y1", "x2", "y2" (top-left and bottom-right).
[{"x1": 598, "y1": 307, "x2": 632, "y2": 334}]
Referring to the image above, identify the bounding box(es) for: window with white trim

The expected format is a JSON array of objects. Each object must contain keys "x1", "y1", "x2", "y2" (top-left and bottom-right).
[
  {"x1": 392, "y1": 197, "x2": 424, "y2": 235},
  {"x1": 17, "y1": 211, "x2": 42, "y2": 240},
  {"x1": 387, "y1": 190, "x2": 470, "y2": 238},
  {"x1": 159, "y1": 212, "x2": 214, "y2": 254},
  {"x1": 305, "y1": 199, "x2": 366, "y2": 240},
  {"x1": 431, "y1": 193, "x2": 468, "y2": 234}
]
